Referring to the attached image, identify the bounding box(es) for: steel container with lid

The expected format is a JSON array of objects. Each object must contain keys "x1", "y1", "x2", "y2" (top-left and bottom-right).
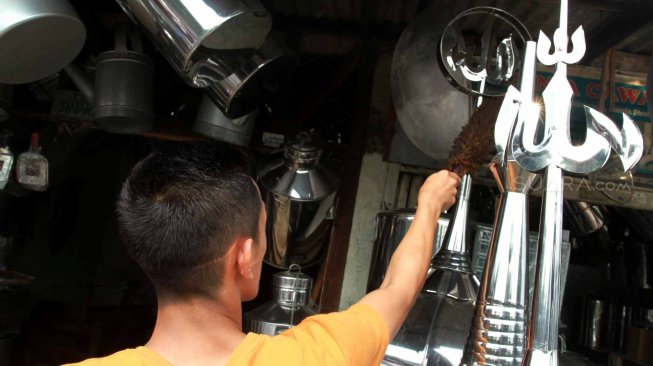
[
  {"x1": 244, "y1": 266, "x2": 317, "y2": 335},
  {"x1": 259, "y1": 133, "x2": 339, "y2": 268},
  {"x1": 367, "y1": 210, "x2": 451, "y2": 292}
]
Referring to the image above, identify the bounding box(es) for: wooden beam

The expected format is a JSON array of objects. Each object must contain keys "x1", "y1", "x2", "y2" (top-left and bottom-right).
[{"x1": 317, "y1": 44, "x2": 376, "y2": 312}]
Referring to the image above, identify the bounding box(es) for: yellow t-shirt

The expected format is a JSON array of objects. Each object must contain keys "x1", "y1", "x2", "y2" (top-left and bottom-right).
[{"x1": 63, "y1": 303, "x2": 389, "y2": 366}]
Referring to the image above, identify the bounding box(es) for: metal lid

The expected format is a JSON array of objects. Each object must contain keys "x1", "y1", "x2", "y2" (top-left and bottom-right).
[{"x1": 273, "y1": 264, "x2": 313, "y2": 291}]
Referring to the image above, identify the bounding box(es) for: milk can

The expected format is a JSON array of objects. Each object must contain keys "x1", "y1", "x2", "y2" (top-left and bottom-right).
[
  {"x1": 259, "y1": 133, "x2": 339, "y2": 268},
  {"x1": 244, "y1": 265, "x2": 317, "y2": 335}
]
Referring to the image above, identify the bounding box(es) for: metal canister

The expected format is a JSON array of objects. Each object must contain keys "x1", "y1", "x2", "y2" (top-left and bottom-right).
[
  {"x1": 367, "y1": 210, "x2": 450, "y2": 293},
  {"x1": 93, "y1": 27, "x2": 154, "y2": 134},
  {"x1": 259, "y1": 133, "x2": 339, "y2": 268},
  {"x1": 244, "y1": 266, "x2": 317, "y2": 335}
]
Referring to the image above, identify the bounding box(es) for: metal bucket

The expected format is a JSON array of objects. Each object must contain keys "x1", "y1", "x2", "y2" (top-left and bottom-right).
[
  {"x1": 93, "y1": 27, "x2": 154, "y2": 134},
  {"x1": 0, "y1": 0, "x2": 86, "y2": 84},
  {"x1": 117, "y1": 0, "x2": 272, "y2": 85},
  {"x1": 367, "y1": 209, "x2": 450, "y2": 292},
  {"x1": 193, "y1": 95, "x2": 258, "y2": 146}
]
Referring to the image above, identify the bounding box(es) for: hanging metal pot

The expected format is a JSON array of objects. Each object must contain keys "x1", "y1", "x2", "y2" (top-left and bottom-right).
[
  {"x1": 0, "y1": 0, "x2": 86, "y2": 84},
  {"x1": 116, "y1": 0, "x2": 272, "y2": 86},
  {"x1": 258, "y1": 133, "x2": 339, "y2": 269}
]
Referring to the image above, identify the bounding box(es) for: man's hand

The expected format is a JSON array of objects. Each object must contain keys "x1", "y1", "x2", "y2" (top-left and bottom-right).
[
  {"x1": 418, "y1": 170, "x2": 461, "y2": 215},
  {"x1": 357, "y1": 170, "x2": 461, "y2": 339}
]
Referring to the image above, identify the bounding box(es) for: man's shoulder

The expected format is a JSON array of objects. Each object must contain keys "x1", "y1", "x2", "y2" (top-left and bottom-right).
[{"x1": 62, "y1": 347, "x2": 171, "y2": 366}]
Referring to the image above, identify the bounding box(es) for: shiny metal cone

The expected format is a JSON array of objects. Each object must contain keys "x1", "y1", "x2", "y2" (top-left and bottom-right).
[{"x1": 459, "y1": 161, "x2": 536, "y2": 366}]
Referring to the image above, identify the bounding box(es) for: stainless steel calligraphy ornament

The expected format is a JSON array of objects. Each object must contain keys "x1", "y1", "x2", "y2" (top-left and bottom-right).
[
  {"x1": 459, "y1": 41, "x2": 539, "y2": 366},
  {"x1": 513, "y1": 1, "x2": 644, "y2": 366}
]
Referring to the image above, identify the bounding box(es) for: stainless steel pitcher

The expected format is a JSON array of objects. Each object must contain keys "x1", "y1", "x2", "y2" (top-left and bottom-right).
[{"x1": 259, "y1": 133, "x2": 339, "y2": 268}]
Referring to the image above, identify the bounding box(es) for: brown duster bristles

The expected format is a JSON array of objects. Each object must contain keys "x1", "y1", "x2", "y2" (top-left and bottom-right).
[{"x1": 447, "y1": 97, "x2": 502, "y2": 175}]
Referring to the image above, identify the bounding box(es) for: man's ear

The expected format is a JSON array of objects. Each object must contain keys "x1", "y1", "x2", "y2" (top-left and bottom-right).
[{"x1": 235, "y1": 238, "x2": 255, "y2": 279}]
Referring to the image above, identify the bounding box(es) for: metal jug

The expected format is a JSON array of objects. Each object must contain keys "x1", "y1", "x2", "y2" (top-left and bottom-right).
[
  {"x1": 244, "y1": 265, "x2": 317, "y2": 335},
  {"x1": 259, "y1": 133, "x2": 339, "y2": 268}
]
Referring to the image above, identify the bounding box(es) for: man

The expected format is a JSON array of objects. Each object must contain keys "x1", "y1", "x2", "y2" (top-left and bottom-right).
[{"x1": 65, "y1": 141, "x2": 460, "y2": 366}]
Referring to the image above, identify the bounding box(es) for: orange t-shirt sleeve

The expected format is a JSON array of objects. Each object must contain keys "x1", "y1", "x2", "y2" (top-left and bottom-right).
[{"x1": 229, "y1": 303, "x2": 390, "y2": 366}]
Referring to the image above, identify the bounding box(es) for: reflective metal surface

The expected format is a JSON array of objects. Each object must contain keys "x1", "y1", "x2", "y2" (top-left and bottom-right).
[
  {"x1": 390, "y1": 4, "x2": 470, "y2": 162},
  {"x1": 193, "y1": 95, "x2": 258, "y2": 146},
  {"x1": 367, "y1": 210, "x2": 450, "y2": 292},
  {"x1": 460, "y1": 165, "x2": 535, "y2": 366},
  {"x1": 517, "y1": 2, "x2": 643, "y2": 366},
  {"x1": 203, "y1": 37, "x2": 296, "y2": 118},
  {"x1": 259, "y1": 134, "x2": 339, "y2": 268},
  {"x1": 439, "y1": 7, "x2": 531, "y2": 98},
  {"x1": 244, "y1": 266, "x2": 317, "y2": 335},
  {"x1": 384, "y1": 174, "x2": 479, "y2": 366},
  {"x1": 0, "y1": 0, "x2": 86, "y2": 84},
  {"x1": 460, "y1": 42, "x2": 539, "y2": 366},
  {"x1": 117, "y1": 0, "x2": 271, "y2": 83}
]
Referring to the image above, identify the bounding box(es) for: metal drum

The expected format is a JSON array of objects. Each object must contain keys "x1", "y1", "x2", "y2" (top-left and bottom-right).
[
  {"x1": 259, "y1": 133, "x2": 339, "y2": 268},
  {"x1": 367, "y1": 209, "x2": 450, "y2": 292}
]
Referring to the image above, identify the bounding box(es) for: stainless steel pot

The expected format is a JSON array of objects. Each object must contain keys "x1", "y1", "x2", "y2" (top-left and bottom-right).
[
  {"x1": 193, "y1": 95, "x2": 258, "y2": 146},
  {"x1": 0, "y1": 0, "x2": 86, "y2": 84},
  {"x1": 117, "y1": 0, "x2": 272, "y2": 85},
  {"x1": 259, "y1": 133, "x2": 339, "y2": 268},
  {"x1": 367, "y1": 210, "x2": 450, "y2": 293}
]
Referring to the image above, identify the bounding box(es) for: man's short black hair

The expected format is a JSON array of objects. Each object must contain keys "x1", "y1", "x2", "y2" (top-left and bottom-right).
[{"x1": 117, "y1": 141, "x2": 261, "y2": 299}]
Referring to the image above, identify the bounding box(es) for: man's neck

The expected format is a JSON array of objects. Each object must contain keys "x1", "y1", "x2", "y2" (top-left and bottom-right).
[{"x1": 146, "y1": 287, "x2": 246, "y2": 366}]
